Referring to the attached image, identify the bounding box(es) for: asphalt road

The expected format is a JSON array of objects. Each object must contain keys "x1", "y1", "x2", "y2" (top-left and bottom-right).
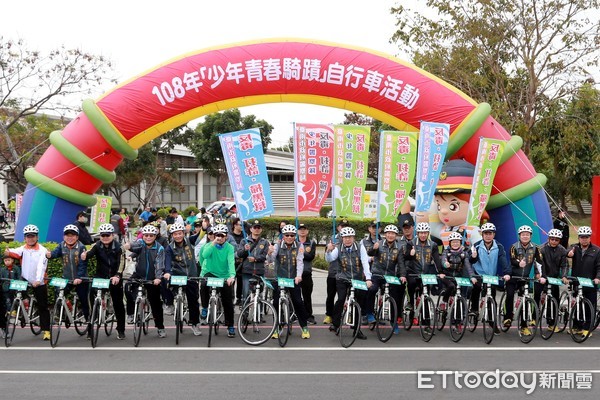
[{"x1": 1, "y1": 269, "x2": 598, "y2": 400}]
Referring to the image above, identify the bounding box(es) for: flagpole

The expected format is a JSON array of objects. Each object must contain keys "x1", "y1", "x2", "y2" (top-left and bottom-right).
[
  {"x1": 375, "y1": 130, "x2": 385, "y2": 241},
  {"x1": 293, "y1": 122, "x2": 299, "y2": 229},
  {"x1": 331, "y1": 125, "x2": 337, "y2": 244}
]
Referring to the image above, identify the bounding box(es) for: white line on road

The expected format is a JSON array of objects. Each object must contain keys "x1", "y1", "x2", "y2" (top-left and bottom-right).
[
  {"x1": 1, "y1": 370, "x2": 600, "y2": 375},
  {"x1": 2, "y1": 346, "x2": 600, "y2": 351}
]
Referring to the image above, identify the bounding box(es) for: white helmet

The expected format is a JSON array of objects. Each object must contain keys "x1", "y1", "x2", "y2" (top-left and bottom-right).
[
  {"x1": 169, "y1": 223, "x2": 185, "y2": 234},
  {"x1": 340, "y1": 227, "x2": 355, "y2": 237},
  {"x1": 98, "y1": 224, "x2": 114, "y2": 234},
  {"x1": 22, "y1": 224, "x2": 39, "y2": 235},
  {"x1": 518, "y1": 225, "x2": 533, "y2": 234},
  {"x1": 416, "y1": 222, "x2": 430, "y2": 232},
  {"x1": 141, "y1": 225, "x2": 158, "y2": 235},
  {"x1": 281, "y1": 225, "x2": 297, "y2": 234},
  {"x1": 384, "y1": 224, "x2": 399, "y2": 234},
  {"x1": 547, "y1": 229, "x2": 563, "y2": 239},
  {"x1": 212, "y1": 224, "x2": 228, "y2": 235},
  {"x1": 448, "y1": 232, "x2": 463, "y2": 242},
  {"x1": 63, "y1": 224, "x2": 79, "y2": 235},
  {"x1": 578, "y1": 226, "x2": 592, "y2": 236},
  {"x1": 480, "y1": 223, "x2": 496, "y2": 232}
]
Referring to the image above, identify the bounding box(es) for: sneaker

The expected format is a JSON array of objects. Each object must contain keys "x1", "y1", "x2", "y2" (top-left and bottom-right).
[
  {"x1": 439, "y1": 302, "x2": 447, "y2": 311},
  {"x1": 356, "y1": 330, "x2": 367, "y2": 340},
  {"x1": 397, "y1": 317, "x2": 403, "y2": 325},
  {"x1": 520, "y1": 327, "x2": 532, "y2": 336},
  {"x1": 412, "y1": 318, "x2": 419, "y2": 326},
  {"x1": 271, "y1": 331, "x2": 279, "y2": 339},
  {"x1": 43, "y1": 330, "x2": 51, "y2": 341},
  {"x1": 551, "y1": 326, "x2": 562, "y2": 333},
  {"x1": 157, "y1": 329, "x2": 167, "y2": 338},
  {"x1": 361, "y1": 316, "x2": 368, "y2": 325},
  {"x1": 0, "y1": 328, "x2": 5, "y2": 339},
  {"x1": 581, "y1": 330, "x2": 592, "y2": 338},
  {"x1": 503, "y1": 318, "x2": 512, "y2": 328},
  {"x1": 87, "y1": 331, "x2": 92, "y2": 340},
  {"x1": 227, "y1": 327, "x2": 236, "y2": 338},
  {"x1": 301, "y1": 327, "x2": 310, "y2": 339},
  {"x1": 328, "y1": 324, "x2": 336, "y2": 332},
  {"x1": 366, "y1": 313, "x2": 376, "y2": 324},
  {"x1": 423, "y1": 327, "x2": 433, "y2": 335},
  {"x1": 494, "y1": 326, "x2": 501, "y2": 335},
  {"x1": 126, "y1": 315, "x2": 134, "y2": 324},
  {"x1": 117, "y1": 331, "x2": 126, "y2": 340},
  {"x1": 164, "y1": 305, "x2": 175, "y2": 316},
  {"x1": 307, "y1": 316, "x2": 317, "y2": 325},
  {"x1": 393, "y1": 324, "x2": 400, "y2": 335},
  {"x1": 323, "y1": 315, "x2": 332, "y2": 324},
  {"x1": 10, "y1": 310, "x2": 17, "y2": 317},
  {"x1": 566, "y1": 327, "x2": 581, "y2": 335},
  {"x1": 191, "y1": 324, "x2": 202, "y2": 336}
]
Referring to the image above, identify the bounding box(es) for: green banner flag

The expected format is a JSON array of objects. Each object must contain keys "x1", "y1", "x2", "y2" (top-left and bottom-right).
[
  {"x1": 377, "y1": 131, "x2": 417, "y2": 222},
  {"x1": 333, "y1": 125, "x2": 371, "y2": 219},
  {"x1": 466, "y1": 138, "x2": 506, "y2": 227},
  {"x1": 89, "y1": 195, "x2": 112, "y2": 233}
]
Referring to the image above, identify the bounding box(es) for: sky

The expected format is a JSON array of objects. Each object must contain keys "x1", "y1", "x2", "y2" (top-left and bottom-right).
[{"x1": 3, "y1": 0, "x2": 406, "y2": 148}]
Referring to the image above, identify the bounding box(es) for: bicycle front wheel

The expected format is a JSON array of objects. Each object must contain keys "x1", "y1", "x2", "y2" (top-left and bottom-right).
[
  {"x1": 104, "y1": 295, "x2": 115, "y2": 336},
  {"x1": 482, "y1": 296, "x2": 497, "y2": 345},
  {"x1": 207, "y1": 297, "x2": 216, "y2": 348},
  {"x1": 435, "y1": 294, "x2": 447, "y2": 331},
  {"x1": 50, "y1": 299, "x2": 64, "y2": 348},
  {"x1": 449, "y1": 297, "x2": 468, "y2": 343},
  {"x1": 72, "y1": 297, "x2": 87, "y2": 336},
  {"x1": 498, "y1": 292, "x2": 511, "y2": 332},
  {"x1": 539, "y1": 296, "x2": 558, "y2": 340},
  {"x1": 277, "y1": 298, "x2": 291, "y2": 347},
  {"x1": 569, "y1": 297, "x2": 594, "y2": 343},
  {"x1": 90, "y1": 298, "x2": 101, "y2": 348},
  {"x1": 237, "y1": 300, "x2": 276, "y2": 346},
  {"x1": 418, "y1": 296, "x2": 436, "y2": 342},
  {"x1": 466, "y1": 299, "x2": 478, "y2": 333},
  {"x1": 175, "y1": 297, "x2": 182, "y2": 346},
  {"x1": 5, "y1": 299, "x2": 20, "y2": 347},
  {"x1": 133, "y1": 299, "x2": 143, "y2": 347},
  {"x1": 556, "y1": 291, "x2": 570, "y2": 333},
  {"x1": 516, "y1": 297, "x2": 538, "y2": 344},
  {"x1": 375, "y1": 296, "x2": 397, "y2": 343},
  {"x1": 28, "y1": 297, "x2": 42, "y2": 335},
  {"x1": 339, "y1": 301, "x2": 360, "y2": 348},
  {"x1": 142, "y1": 301, "x2": 150, "y2": 335},
  {"x1": 402, "y1": 297, "x2": 414, "y2": 331}
]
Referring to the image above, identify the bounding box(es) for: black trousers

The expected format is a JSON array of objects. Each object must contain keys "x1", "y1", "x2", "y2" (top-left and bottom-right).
[
  {"x1": 332, "y1": 280, "x2": 366, "y2": 328},
  {"x1": 325, "y1": 276, "x2": 337, "y2": 317},
  {"x1": 301, "y1": 271, "x2": 314, "y2": 318}
]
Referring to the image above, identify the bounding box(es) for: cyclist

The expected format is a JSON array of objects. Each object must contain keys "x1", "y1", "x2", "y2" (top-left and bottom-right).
[
  {"x1": 237, "y1": 220, "x2": 270, "y2": 303},
  {"x1": 366, "y1": 224, "x2": 406, "y2": 332},
  {"x1": 4, "y1": 225, "x2": 50, "y2": 340},
  {"x1": 440, "y1": 232, "x2": 478, "y2": 308},
  {"x1": 200, "y1": 224, "x2": 236, "y2": 338},
  {"x1": 82, "y1": 223, "x2": 127, "y2": 339},
  {"x1": 469, "y1": 223, "x2": 510, "y2": 332},
  {"x1": 325, "y1": 226, "x2": 371, "y2": 340},
  {"x1": 297, "y1": 223, "x2": 317, "y2": 324},
  {"x1": 538, "y1": 228, "x2": 568, "y2": 333},
  {"x1": 323, "y1": 219, "x2": 349, "y2": 325},
  {"x1": 403, "y1": 222, "x2": 442, "y2": 322},
  {"x1": 46, "y1": 224, "x2": 90, "y2": 338},
  {"x1": 1, "y1": 254, "x2": 21, "y2": 338},
  {"x1": 165, "y1": 223, "x2": 202, "y2": 336},
  {"x1": 565, "y1": 226, "x2": 600, "y2": 337},
  {"x1": 269, "y1": 224, "x2": 311, "y2": 339},
  {"x1": 123, "y1": 224, "x2": 168, "y2": 338},
  {"x1": 227, "y1": 217, "x2": 245, "y2": 306},
  {"x1": 504, "y1": 225, "x2": 543, "y2": 334}
]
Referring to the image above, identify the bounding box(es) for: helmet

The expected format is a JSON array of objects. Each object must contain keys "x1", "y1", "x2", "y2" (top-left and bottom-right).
[
  {"x1": 141, "y1": 225, "x2": 158, "y2": 235},
  {"x1": 281, "y1": 225, "x2": 297, "y2": 234},
  {"x1": 63, "y1": 224, "x2": 79, "y2": 235},
  {"x1": 518, "y1": 225, "x2": 533, "y2": 234},
  {"x1": 416, "y1": 222, "x2": 430, "y2": 233},
  {"x1": 98, "y1": 224, "x2": 114, "y2": 234},
  {"x1": 578, "y1": 226, "x2": 592, "y2": 236},
  {"x1": 480, "y1": 223, "x2": 496, "y2": 232},
  {"x1": 169, "y1": 223, "x2": 185, "y2": 234},
  {"x1": 22, "y1": 224, "x2": 39, "y2": 235},
  {"x1": 383, "y1": 224, "x2": 399, "y2": 234},
  {"x1": 340, "y1": 227, "x2": 355, "y2": 237},
  {"x1": 213, "y1": 224, "x2": 228, "y2": 235},
  {"x1": 448, "y1": 232, "x2": 463, "y2": 242},
  {"x1": 547, "y1": 228, "x2": 563, "y2": 239}
]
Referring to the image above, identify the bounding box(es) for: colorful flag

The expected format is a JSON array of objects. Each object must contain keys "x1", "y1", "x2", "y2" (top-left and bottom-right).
[
  {"x1": 466, "y1": 138, "x2": 506, "y2": 227},
  {"x1": 332, "y1": 125, "x2": 371, "y2": 218},
  {"x1": 415, "y1": 121, "x2": 450, "y2": 213},
  {"x1": 294, "y1": 123, "x2": 334, "y2": 212},
  {"x1": 376, "y1": 131, "x2": 418, "y2": 222},
  {"x1": 89, "y1": 195, "x2": 112, "y2": 233},
  {"x1": 219, "y1": 128, "x2": 274, "y2": 220}
]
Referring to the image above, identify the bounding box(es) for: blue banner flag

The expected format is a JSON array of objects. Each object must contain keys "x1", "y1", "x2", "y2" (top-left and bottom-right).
[
  {"x1": 415, "y1": 121, "x2": 450, "y2": 213},
  {"x1": 218, "y1": 128, "x2": 274, "y2": 220}
]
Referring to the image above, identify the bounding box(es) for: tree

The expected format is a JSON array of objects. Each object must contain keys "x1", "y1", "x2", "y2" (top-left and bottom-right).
[
  {"x1": 0, "y1": 37, "x2": 115, "y2": 190},
  {"x1": 271, "y1": 135, "x2": 294, "y2": 152},
  {"x1": 186, "y1": 109, "x2": 273, "y2": 199},
  {"x1": 390, "y1": 0, "x2": 600, "y2": 154}
]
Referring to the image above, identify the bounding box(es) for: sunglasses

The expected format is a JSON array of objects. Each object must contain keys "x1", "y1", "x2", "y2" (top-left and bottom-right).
[
  {"x1": 215, "y1": 234, "x2": 226, "y2": 238},
  {"x1": 284, "y1": 234, "x2": 296, "y2": 238},
  {"x1": 100, "y1": 234, "x2": 112, "y2": 238}
]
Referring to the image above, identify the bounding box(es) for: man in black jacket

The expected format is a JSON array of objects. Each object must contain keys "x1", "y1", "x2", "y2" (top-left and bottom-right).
[{"x1": 74, "y1": 211, "x2": 93, "y2": 245}]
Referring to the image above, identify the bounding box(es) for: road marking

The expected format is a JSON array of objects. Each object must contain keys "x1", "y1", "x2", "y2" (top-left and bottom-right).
[
  {"x1": 1, "y1": 370, "x2": 599, "y2": 375},
  {"x1": 2, "y1": 346, "x2": 600, "y2": 351}
]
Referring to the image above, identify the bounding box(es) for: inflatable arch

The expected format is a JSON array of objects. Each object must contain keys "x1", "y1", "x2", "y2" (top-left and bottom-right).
[{"x1": 18, "y1": 38, "x2": 551, "y2": 251}]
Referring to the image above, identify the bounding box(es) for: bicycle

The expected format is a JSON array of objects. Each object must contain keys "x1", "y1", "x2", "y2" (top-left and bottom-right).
[
  {"x1": 127, "y1": 278, "x2": 154, "y2": 347},
  {"x1": 438, "y1": 276, "x2": 470, "y2": 342},
  {"x1": 467, "y1": 275, "x2": 499, "y2": 344},
  {"x1": 275, "y1": 277, "x2": 298, "y2": 347},
  {"x1": 538, "y1": 277, "x2": 561, "y2": 340},
  {"x1": 0, "y1": 218, "x2": 10, "y2": 232},
  {"x1": 171, "y1": 275, "x2": 198, "y2": 345},
  {"x1": 49, "y1": 277, "x2": 88, "y2": 348},
  {"x1": 406, "y1": 274, "x2": 437, "y2": 342},
  {"x1": 205, "y1": 276, "x2": 225, "y2": 348},
  {"x1": 3, "y1": 279, "x2": 42, "y2": 347},
  {"x1": 498, "y1": 276, "x2": 539, "y2": 343},
  {"x1": 89, "y1": 278, "x2": 116, "y2": 348},
  {"x1": 237, "y1": 276, "x2": 276, "y2": 346},
  {"x1": 562, "y1": 276, "x2": 595, "y2": 343},
  {"x1": 371, "y1": 274, "x2": 399, "y2": 343},
  {"x1": 339, "y1": 279, "x2": 366, "y2": 348}
]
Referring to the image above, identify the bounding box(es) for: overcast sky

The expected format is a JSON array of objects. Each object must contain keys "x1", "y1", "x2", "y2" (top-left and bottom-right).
[{"x1": 3, "y1": 0, "x2": 406, "y2": 147}]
